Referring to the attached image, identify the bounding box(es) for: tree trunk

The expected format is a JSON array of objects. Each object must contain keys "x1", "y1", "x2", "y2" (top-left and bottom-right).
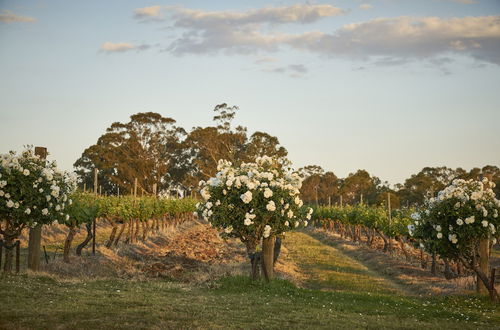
[
  {"x1": 431, "y1": 252, "x2": 437, "y2": 275},
  {"x1": 245, "y1": 241, "x2": 260, "y2": 280},
  {"x1": 262, "y1": 236, "x2": 275, "y2": 281},
  {"x1": 443, "y1": 258, "x2": 457, "y2": 280},
  {"x1": 113, "y1": 222, "x2": 127, "y2": 247},
  {"x1": 134, "y1": 219, "x2": 140, "y2": 242},
  {"x1": 106, "y1": 220, "x2": 118, "y2": 248},
  {"x1": 477, "y1": 238, "x2": 490, "y2": 294},
  {"x1": 397, "y1": 237, "x2": 410, "y2": 261},
  {"x1": 376, "y1": 230, "x2": 389, "y2": 252},
  {"x1": 460, "y1": 256, "x2": 499, "y2": 303},
  {"x1": 63, "y1": 225, "x2": 77, "y2": 263},
  {"x1": 76, "y1": 223, "x2": 93, "y2": 256},
  {"x1": 273, "y1": 237, "x2": 282, "y2": 264},
  {"x1": 2, "y1": 231, "x2": 17, "y2": 272},
  {"x1": 420, "y1": 249, "x2": 427, "y2": 269}
]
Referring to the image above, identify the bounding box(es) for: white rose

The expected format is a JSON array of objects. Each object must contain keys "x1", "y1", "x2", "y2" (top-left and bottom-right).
[
  {"x1": 456, "y1": 219, "x2": 463, "y2": 226},
  {"x1": 240, "y1": 191, "x2": 253, "y2": 204},
  {"x1": 266, "y1": 200, "x2": 276, "y2": 212},
  {"x1": 481, "y1": 220, "x2": 488, "y2": 227},
  {"x1": 263, "y1": 225, "x2": 272, "y2": 238},
  {"x1": 224, "y1": 226, "x2": 233, "y2": 234},
  {"x1": 263, "y1": 188, "x2": 273, "y2": 198},
  {"x1": 6, "y1": 200, "x2": 14, "y2": 208},
  {"x1": 437, "y1": 233, "x2": 443, "y2": 239},
  {"x1": 287, "y1": 210, "x2": 294, "y2": 218},
  {"x1": 25, "y1": 208, "x2": 31, "y2": 215},
  {"x1": 42, "y1": 208, "x2": 49, "y2": 215},
  {"x1": 23, "y1": 169, "x2": 30, "y2": 176}
]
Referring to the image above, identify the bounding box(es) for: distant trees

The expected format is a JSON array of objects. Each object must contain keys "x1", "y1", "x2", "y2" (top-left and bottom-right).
[
  {"x1": 74, "y1": 112, "x2": 185, "y2": 195},
  {"x1": 74, "y1": 104, "x2": 288, "y2": 196},
  {"x1": 74, "y1": 104, "x2": 499, "y2": 206}
]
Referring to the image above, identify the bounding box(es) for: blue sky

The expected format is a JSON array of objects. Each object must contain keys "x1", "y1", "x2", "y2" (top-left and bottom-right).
[{"x1": 1, "y1": 0, "x2": 499, "y2": 185}]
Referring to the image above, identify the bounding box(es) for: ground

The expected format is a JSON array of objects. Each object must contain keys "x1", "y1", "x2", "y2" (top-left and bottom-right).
[{"x1": 1, "y1": 221, "x2": 499, "y2": 329}]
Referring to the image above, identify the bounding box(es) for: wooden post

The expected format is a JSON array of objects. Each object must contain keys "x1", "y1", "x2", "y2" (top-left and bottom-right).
[
  {"x1": 27, "y1": 146, "x2": 47, "y2": 271},
  {"x1": 134, "y1": 178, "x2": 138, "y2": 198},
  {"x1": 83, "y1": 183, "x2": 86, "y2": 192},
  {"x1": 117, "y1": 186, "x2": 120, "y2": 197},
  {"x1": 328, "y1": 196, "x2": 331, "y2": 207},
  {"x1": 477, "y1": 238, "x2": 490, "y2": 293},
  {"x1": 360, "y1": 194, "x2": 363, "y2": 205},
  {"x1": 15, "y1": 241, "x2": 20, "y2": 273},
  {"x1": 478, "y1": 173, "x2": 493, "y2": 294},
  {"x1": 387, "y1": 192, "x2": 392, "y2": 251},
  {"x1": 340, "y1": 195, "x2": 343, "y2": 208},
  {"x1": 92, "y1": 168, "x2": 98, "y2": 255},
  {"x1": 262, "y1": 236, "x2": 276, "y2": 281},
  {"x1": 153, "y1": 183, "x2": 157, "y2": 196},
  {"x1": 99, "y1": 185, "x2": 102, "y2": 195}
]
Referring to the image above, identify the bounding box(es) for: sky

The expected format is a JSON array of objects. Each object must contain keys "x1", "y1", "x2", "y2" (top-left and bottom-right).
[{"x1": 1, "y1": 0, "x2": 500, "y2": 186}]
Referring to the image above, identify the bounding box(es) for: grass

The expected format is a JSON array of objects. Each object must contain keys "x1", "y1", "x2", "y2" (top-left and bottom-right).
[{"x1": 1, "y1": 231, "x2": 499, "y2": 329}]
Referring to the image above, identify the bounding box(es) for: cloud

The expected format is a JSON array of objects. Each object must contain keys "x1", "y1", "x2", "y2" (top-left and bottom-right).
[
  {"x1": 263, "y1": 64, "x2": 308, "y2": 78},
  {"x1": 165, "y1": 4, "x2": 344, "y2": 55},
  {"x1": 440, "y1": 0, "x2": 477, "y2": 4},
  {"x1": 136, "y1": 4, "x2": 500, "y2": 68},
  {"x1": 254, "y1": 56, "x2": 279, "y2": 64},
  {"x1": 134, "y1": 6, "x2": 163, "y2": 21},
  {"x1": 359, "y1": 4, "x2": 373, "y2": 10},
  {"x1": 169, "y1": 4, "x2": 344, "y2": 27},
  {"x1": 0, "y1": 10, "x2": 36, "y2": 23},
  {"x1": 296, "y1": 16, "x2": 500, "y2": 65},
  {"x1": 100, "y1": 42, "x2": 151, "y2": 53}
]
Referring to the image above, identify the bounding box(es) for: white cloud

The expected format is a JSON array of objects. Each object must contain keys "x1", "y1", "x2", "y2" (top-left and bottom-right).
[
  {"x1": 297, "y1": 16, "x2": 500, "y2": 65},
  {"x1": 0, "y1": 10, "x2": 36, "y2": 23},
  {"x1": 165, "y1": 4, "x2": 343, "y2": 55},
  {"x1": 169, "y1": 4, "x2": 344, "y2": 27},
  {"x1": 359, "y1": 4, "x2": 373, "y2": 10},
  {"x1": 441, "y1": 0, "x2": 477, "y2": 4},
  {"x1": 164, "y1": 10, "x2": 500, "y2": 66},
  {"x1": 134, "y1": 6, "x2": 163, "y2": 21},
  {"x1": 263, "y1": 64, "x2": 308, "y2": 78},
  {"x1": 100, "y1": 42, "x2": 151, "y2": 53}
]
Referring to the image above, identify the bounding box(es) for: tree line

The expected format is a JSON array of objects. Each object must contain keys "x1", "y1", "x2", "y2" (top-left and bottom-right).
[
  {"x1": 299, "y1": 165, "x2": 500, "y2": 208},
  {"x1": 74, "y1": 103, "x2": 499, "y2": 206},
  {"x1": 74, "y1": 104, "x2": 287, "y2": 196}
]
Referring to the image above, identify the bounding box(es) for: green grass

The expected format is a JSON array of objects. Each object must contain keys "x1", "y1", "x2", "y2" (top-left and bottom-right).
[
  {"x1": 285, "y1": 231, "x2": 401, "y2": 294},
  {"x1": 1, "y1": 231, "x2": 499, "y2": 329}
]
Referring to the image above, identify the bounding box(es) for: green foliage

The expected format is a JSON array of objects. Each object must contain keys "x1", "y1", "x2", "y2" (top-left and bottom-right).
[
  {"x1": 62, "y1": 194, "x2": 197, "y2": 227},
  {"x1": 63, "y1": 192, "x2": 100, "y2": 227},
  {"x1": 312, "y1": 204, "x2": 414, "y2": 238}
]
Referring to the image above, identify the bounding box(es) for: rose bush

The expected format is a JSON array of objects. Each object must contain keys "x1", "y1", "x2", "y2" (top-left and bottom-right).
[
  {"x1": 0, "y1": 148, "x2": 76, "y2": 271},
  {"x1": 196, "y1": 156, "x2": 312, "y2": 278},
  {"x1": 408, "y1": 178, "x2": 499, "y2": 301}
]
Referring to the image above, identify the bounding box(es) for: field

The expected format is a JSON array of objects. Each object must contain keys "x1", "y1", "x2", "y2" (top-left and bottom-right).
[{"x1": 1, "y1": 222, "x2": 499, "y2": 329}]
